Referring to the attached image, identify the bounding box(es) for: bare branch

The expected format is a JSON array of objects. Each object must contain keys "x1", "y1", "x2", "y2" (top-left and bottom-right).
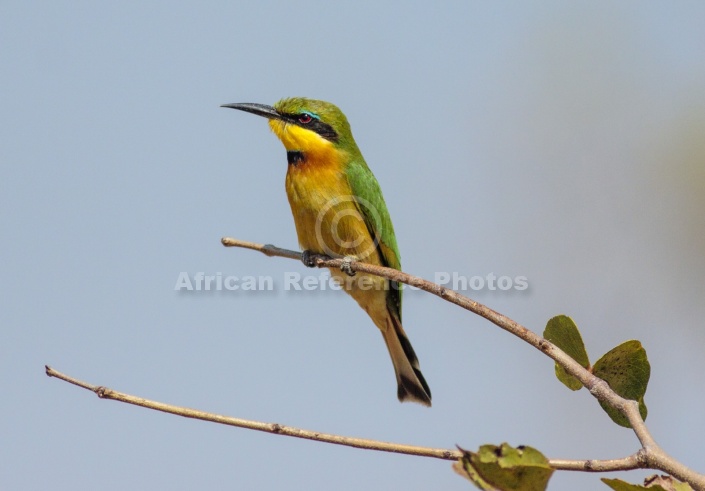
[
  {"x1": 45, "y1": 366, "x2": 457, "y2": 460},
  {"x1": 44, "y1": 365, "x2": 652, "y2": 474},
  {"x1": 220, "y1": 237, "x2": 705, "y2": 491},
  {"x1": 549, "y1": 454, "x2": 643, "y2": 472}
]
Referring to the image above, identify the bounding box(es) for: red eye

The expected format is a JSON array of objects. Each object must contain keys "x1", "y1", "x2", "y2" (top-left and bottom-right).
[{"x1": 298, "y1": 113, "x2": 313, "y2": 124}]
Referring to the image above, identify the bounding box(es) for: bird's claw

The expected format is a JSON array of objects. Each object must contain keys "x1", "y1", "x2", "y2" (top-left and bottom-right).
[
  {"x1": 301, "y1": 250, "x2": 317, "y2": 268},
  {"x1": 341, "y1": 256, "x2": 357, "y2": 277}
]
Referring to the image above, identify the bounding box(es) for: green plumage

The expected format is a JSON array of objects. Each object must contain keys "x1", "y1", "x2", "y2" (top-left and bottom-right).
[
  {"x1": 223, "y1": 97, "x2": 430, "y2": 406},
  {"x1": 345, "y1": 157, "x2": 404, "y2": 319}
]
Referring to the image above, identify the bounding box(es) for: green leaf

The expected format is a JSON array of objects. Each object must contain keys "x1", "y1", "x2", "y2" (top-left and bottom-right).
[
  {"x1": 454, "y1": 443, "x2": 554, "y2": 491},
  {"x1": 643, "y1": 475, "x2": 695, "y2": 491},
  {"x1": 602, "y1": 475, "x2": 693, "y2": 491},
  {"x1": 454, "y1": 456, "x2": 495, "y2": 490},
  {"x1": 543, "y1": 315, "x2": 590, "y2": 390},
  {"x1": 593, "y1": 340, "x2": 650, "y2": 428},
  {"x1": 601, "y1": 478, "x2": 662, "y2": 490}
]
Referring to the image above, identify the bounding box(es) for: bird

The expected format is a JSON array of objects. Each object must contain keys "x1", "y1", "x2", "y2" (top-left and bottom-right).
[{"x1": 222, "y1": 98, "x2": 431, "y2": 406}]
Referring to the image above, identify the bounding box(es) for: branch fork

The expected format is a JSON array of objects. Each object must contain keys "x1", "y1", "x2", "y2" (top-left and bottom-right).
[{"x1": 44, "y1": 237, "x2": 705, "y2": 491}]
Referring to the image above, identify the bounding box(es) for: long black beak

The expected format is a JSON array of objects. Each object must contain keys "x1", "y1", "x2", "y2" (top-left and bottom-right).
[{"x1": 220, "y1": 103, "x2": 283, "y2": 121}]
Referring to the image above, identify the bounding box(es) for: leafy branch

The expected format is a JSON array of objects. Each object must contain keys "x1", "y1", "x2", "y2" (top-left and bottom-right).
[
  {"x1": 219, "y1": 237, "x2": 705, "y2": 490},
  {"x1": 45, "y1": 236, "x2": 705, "y2": 491}
]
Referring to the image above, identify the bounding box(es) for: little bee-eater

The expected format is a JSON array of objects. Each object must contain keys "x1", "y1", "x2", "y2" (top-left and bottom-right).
[{"x1": 223, "y1": 98, "x2": 431, "y2": 406}]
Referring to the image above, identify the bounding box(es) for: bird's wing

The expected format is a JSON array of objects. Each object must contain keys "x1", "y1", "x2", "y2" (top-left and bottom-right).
[{"x1": 346, "y1": 158, "x2": 403, "y2": 318}]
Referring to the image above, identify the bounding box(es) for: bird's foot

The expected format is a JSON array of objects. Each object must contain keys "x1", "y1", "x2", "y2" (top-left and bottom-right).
[
  {"x1": 301, "y1": 250, "x2": 317, "y2": 268},
  {"x1": 340, "y1": 256, "x2": 357, "y2": 277}
]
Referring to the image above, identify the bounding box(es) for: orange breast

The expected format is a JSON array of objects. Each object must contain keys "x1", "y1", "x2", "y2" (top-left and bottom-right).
[{"x1": 285, "y1": 151, "x2": 382, "y2": 266}]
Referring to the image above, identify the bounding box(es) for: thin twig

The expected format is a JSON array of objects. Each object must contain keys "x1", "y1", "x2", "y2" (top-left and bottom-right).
[
  {"x1": 42, "y1": 366, "x2": 456, "y2": 460},
  {"x1": 44, "y1": 365, "x2": 647, "y2": 473},
  {"x1": 220, "y1": 237, "x2": 705, "y2": 490},
  {"x1": 548, "y1": 455, "x2": 643, "y2": 472}
]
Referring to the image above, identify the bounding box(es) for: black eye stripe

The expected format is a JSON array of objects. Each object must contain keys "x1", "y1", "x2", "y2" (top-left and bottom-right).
[{"x1": 283, "y1": 112, "x2": 339, "y2": 142}]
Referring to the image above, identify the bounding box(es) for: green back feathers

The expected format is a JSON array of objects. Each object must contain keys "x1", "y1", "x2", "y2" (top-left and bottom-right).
[{"x1": 346, "y1": 158, "x2": 404, "y2": 320}]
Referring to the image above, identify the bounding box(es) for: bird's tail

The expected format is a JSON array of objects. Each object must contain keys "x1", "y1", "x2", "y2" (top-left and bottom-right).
[{"x1": 381, "y1": 313, "x2": 432, "y2": 406}]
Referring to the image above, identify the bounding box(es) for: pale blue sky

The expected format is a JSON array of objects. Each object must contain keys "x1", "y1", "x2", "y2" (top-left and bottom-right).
[{"x1": 3, "y1": 2, "x2": 705, "y2": 490}]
